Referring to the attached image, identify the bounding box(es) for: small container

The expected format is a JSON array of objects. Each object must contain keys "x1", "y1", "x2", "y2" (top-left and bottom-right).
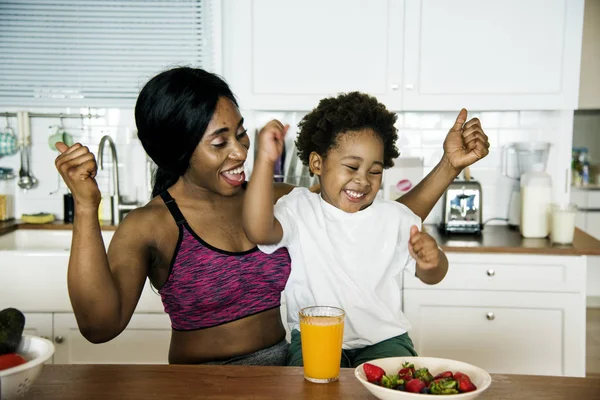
[
  {"x1": 0, "y1": 168, "x2": 16, "y2": 221},
  {"x1": 63, "y1": 193, "x2": 75, "y2": 223},
  {"x1": 550, "y1": 203, "x2": 577, "y2": 244}
]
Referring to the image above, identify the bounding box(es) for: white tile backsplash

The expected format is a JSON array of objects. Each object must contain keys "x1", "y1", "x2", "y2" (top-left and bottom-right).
[
  {"x1": 0, "y1": 107, "x2": 573, "y2": 226},
  {"x1": 251, "y1": 109, "x2": 573, "y2": 226},
  {"x1": 0, "y1": 107, "x2": 150, "y2": 221}
]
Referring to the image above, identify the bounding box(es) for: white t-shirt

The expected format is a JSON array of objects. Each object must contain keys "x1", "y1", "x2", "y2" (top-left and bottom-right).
[{"x1": 259, "y1": 187, "x2": 421, "y2": 349}]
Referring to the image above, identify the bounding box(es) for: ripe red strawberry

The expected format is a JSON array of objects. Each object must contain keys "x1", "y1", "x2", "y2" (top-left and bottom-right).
[
  {"x1": 453, "y1": 372, "x2": 470, "y2": 381},
  {"x1": 434, "y1": 371, "x2": 454, "y2": 380},
  {"x1": 405, "y1": 378, "x2": 426, "y2": 393},
  {"x1": 457, "y1": 376, "x2": 477, "y2": 393},
  {"x1": 363, "y1": 363, "x2": 386, "y2": 384}
]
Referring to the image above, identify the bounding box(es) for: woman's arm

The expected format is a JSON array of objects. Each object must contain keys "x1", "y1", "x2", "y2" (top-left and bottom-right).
[
  {"x1": 55, "y1": 143, "x2": 150, "y2": 343},
  {"x1": 397, "y1": 109, "x2": 489, "y2": 221}
]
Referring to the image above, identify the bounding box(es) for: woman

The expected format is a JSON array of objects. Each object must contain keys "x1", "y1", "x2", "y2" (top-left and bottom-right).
[{"x1": 54, "y1": 67, "x2": 489, "y2": 365}]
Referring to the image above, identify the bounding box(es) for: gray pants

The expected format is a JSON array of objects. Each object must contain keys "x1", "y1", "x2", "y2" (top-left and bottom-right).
[{"x1": 201, "y1": 339, "x2": 289, "y2": 366}]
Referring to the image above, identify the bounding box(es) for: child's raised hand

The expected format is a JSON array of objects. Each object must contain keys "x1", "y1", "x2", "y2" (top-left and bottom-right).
[
  {"x1": 257, "y1": 120, "x2": 289, "y2": 164},
  {"x1": 408, "y1": 225, "x2": 440, "y2": 271}
]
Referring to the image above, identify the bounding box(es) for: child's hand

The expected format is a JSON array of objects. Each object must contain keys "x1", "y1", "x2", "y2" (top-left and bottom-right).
[
  {"x1": 408, "y1": 225, "x2": 440, "y2": 270},
  {"x1": 257, "y1": 120, "x2": 289, "y2": 164}
]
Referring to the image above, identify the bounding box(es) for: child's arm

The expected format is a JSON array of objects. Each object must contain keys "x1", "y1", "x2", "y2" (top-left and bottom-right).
[
  {"x1": 397, "y1": 109, "x2": 489, "y2": 221},
  {"x1": 243, "y1": 120, "x2": 289, "y2": 245},
  {"x1": 408, "y1": 225, "x2": 449, "y2": 285}
]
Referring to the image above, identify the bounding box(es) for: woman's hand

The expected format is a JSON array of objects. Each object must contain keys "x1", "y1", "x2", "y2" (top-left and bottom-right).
[
  {"x1": 55, "y1": 142, "x2": 101, "y2": 211},
  {"x1": 257, "y1": 120, "x2": 288, "y2": 164},
  {"x1": 442, "y1": 109, "x2": 490, "y2": 171}
]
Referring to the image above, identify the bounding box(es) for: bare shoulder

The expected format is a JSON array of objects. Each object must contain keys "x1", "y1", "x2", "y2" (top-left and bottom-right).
[{"x1": 111, "y1": 196, "x2": 177, "y2": 247}]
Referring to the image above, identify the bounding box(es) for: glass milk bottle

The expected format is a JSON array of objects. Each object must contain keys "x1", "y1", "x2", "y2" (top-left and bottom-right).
[{"x1": 520, "y1": 165, "x2": 552, "y2": 238}]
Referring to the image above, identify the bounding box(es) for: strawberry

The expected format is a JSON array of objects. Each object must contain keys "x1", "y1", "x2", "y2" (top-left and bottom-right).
[
  {"x1": 398, "y1": 362, "x2": 415, "y2": 380},
  {"x1": 363, "y1": 363, "x2": 386, "y2": 384},
  {"x1": 457, "y1": 376, "x2": 477, "y2": 393},
  {"x1": 0, "y1": 353, "x2": 27, "y2": 371},
  {"x1": 453, "y1": 371, "x2": 470, "y2": 381},
  {"x1": 405, "y1": 378, "x2": 426, "y2": 393},
  {"x1": 434, "y1": 370, "x2": 454, "y2": 380}
]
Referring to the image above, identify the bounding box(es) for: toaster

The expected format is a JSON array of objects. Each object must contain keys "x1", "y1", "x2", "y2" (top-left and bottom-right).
[{"x1": 439, "y1": 179, "x2": 483, "y2": 234}]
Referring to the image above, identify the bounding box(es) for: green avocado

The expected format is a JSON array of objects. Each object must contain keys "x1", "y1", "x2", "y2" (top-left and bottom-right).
[{"x1": 0, "y1": 308, "x2": 26, "y2": 355}]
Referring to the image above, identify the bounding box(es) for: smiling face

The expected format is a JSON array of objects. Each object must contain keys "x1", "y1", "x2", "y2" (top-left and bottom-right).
[
  {"x1": 183, "y1": 97, "x2": 250, "y2": 196},
  {"x1": 309, "y1": 129, "x2": 384, "y2": 213}
]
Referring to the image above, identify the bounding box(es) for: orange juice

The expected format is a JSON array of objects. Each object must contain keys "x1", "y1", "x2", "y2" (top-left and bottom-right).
[{"x1": 299, "y1": 306, "x2": 345, "y2": 383}]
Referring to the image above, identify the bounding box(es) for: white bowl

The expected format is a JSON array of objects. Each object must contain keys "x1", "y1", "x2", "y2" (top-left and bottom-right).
[
  {"x1": 0, "y1": 335, "x2": 55, "y2": 400},
  {"x1": 354, "y1": 356, "x2": 492, "y2": 400}
]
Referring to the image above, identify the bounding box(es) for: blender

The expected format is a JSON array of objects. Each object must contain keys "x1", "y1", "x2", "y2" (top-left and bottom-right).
[{"x1": 502, "y1": 142, "x2": 551, "y2": 227}]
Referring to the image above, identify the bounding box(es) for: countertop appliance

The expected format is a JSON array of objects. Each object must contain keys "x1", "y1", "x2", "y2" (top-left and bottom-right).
[{"x1": 440, "y1": 168, "x2": 483, "y2": 234}]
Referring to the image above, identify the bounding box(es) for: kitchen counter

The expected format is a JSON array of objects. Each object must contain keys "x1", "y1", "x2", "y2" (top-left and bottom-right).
[
  {"x1": 22, "y1": 365, "x2": 600, "y2": 400},
  {"x1": 2, "y1": 220, "x2": 599, "y2": 255},
  {"x1": 0, "y1": 219, "x2": 117, "y2": 235},
  {"x1": 425, "y1": 225, "x2": 600, "y2": 256}
]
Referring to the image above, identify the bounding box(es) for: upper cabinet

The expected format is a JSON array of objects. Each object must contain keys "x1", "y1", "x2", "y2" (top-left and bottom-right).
[
  {"x1": 223, "y1": 0, "x2": 585, "y2": 111},
  {"x1": 578, "y1": 0, "x2": 600, "y2": 109},
  {"x1": 223, "y1": 0, "x2": 405, "y2": 111},
  {"x1": 403, "y1": 0, "x2": 584, "y2": 111}
]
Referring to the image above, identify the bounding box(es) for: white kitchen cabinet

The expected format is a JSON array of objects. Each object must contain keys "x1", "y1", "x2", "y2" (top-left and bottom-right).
[
  {"x1": 22, "y1": 313, "x2": 54, "y2": 364},
  {"x1": 402, "y1": 0, "x2": 585, "y2": 110},
  {"x1": 52, "y1": 313, "x2": 171, "y2": 365},
  {"x1": 223, "y1": 0, "x2": 584, "y2": 111},
  {"x1": 403, "y1": 253, "x2": 587, "y2": 376},
  {"x1": 223, "y1": 0, "x2": 404, "y2": 110}
]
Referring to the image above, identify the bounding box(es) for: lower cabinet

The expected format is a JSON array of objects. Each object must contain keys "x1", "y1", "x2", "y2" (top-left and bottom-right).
[
  {"x1": 22, "y1": 312, "x2": 171, "y2": 365},
  {"x1": 403, "y1": 253, "x2": 587, "y2": 377},
  {"x1": 403, "y1": 290, "x2": 584, "y2": 376}
]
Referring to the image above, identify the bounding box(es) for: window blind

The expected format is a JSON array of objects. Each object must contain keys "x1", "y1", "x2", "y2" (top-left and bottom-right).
[{"x1": 0, "y1": 0, "x2": 210, "y2": 107}]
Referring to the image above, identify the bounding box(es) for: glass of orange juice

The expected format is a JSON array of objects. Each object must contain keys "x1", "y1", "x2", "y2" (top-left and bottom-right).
[{"x1": 299, "y1": 306, "x2": 345, "y2": 383}]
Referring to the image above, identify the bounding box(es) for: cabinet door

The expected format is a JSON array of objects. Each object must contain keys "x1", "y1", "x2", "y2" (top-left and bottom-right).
[
  {"x1": 403, "y1": 290, "x2": 585, "y2": 377},
  {"x1": 403, "y1": 0, "x2": 584, "y2": 110},
  {"x1": 586, "y1": 212, "x2": 600, "y2": 239},
  {"x1": 22, "y1": 313, "x2": 54, "y2": 364},
  {"x1": 52, "y1": 313, "x2": 171, "y2": 364},
  {"x1": 223, "y1": 0, "x2": 404, "y2": 110}
]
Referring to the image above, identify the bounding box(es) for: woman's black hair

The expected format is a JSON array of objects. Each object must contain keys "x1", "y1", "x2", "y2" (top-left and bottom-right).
[
  {"x1": 135, "y1": 67, "x2": 238, "y2": 197},
  {"x1": 295, "y1": 91, "x2": 399, "y2": 173}
]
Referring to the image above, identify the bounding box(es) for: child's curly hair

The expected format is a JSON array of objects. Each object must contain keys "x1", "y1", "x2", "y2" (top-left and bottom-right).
[{"x1": 295, "y1": 92, "x2": 399, "y2": 171}]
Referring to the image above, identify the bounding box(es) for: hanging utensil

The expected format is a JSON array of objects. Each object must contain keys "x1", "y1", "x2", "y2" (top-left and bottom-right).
[
  {"x1": 17, "y1": 112, "x2": 34, "y2": 190},
  {"x1": 23, "y1": 112, "x2": 37, "y2": 188}
]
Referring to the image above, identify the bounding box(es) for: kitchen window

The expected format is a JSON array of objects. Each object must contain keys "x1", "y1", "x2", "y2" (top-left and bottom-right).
[{"x1": 0, "y1": 0, "x2": 218, "y2": 108}]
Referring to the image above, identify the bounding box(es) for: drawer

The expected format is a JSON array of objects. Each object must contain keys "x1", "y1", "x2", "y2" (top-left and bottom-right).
[
  {"x1": 403, "y1": 290, "x2": 585, "y2": 376},
  {"x1": 570, "y1": 189, "x2": 588, "y2": 209},
  {"x1": 589, "y1": 191, "x2": 600, "y2": 209},
  {"x1": 403, "y1": 254, "x2": 585, "y2": 293}
]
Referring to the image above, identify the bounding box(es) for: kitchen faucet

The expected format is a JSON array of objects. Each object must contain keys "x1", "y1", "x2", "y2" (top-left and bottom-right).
[{"x1": 97, "y1": 135, "x2": 138, "y2": 225}]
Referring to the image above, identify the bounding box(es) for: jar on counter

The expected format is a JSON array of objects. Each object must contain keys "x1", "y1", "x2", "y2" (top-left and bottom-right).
[
  {"x1": 520, "y1": 166, "x2": 552, "y2": 238},
  {"x1": 0, "y1": 167, "x2": 16, "y2": 221}
]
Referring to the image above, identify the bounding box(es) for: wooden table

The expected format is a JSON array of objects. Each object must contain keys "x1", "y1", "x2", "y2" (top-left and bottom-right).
[{"x1": 22, "y1": 365, "x2": 600, "y2": 399}]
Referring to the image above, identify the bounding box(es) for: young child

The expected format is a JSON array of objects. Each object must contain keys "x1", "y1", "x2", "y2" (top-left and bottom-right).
[{"x1": 243, "y1": 92, "x2": 448, "y2": 368}]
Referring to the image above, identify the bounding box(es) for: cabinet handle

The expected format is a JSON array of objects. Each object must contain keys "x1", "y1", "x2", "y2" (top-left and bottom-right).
[
  {"x1": 54, "y1": 336, "x2": 64, "y2": 344},
  {"x1": 486, "y1": 312, "x2": 495, "y2": 321},
  {"x1": 405, "y1": 84, "x2": 414, "y2": 90},
  {"x1": 487, "y1": 269, "x2": 495, "y2": 277},
  {"x1": 391, "y1": 83, "x2": 400, "y2": 91}
]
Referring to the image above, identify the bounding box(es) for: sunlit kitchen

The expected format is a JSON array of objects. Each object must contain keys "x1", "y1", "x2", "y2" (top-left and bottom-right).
[{"x1": 1, "y1": 0, "x2": 600, "y2": 399}]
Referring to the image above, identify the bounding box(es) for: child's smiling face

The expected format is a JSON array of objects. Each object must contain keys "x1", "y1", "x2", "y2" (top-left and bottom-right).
[{"x1": 310, "y1": 128, "x2": 385, "y2": 213}]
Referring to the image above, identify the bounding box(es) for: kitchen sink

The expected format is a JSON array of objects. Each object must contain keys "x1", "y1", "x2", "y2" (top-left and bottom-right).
[{"x1": 0, "y1": 229, "x2": 114, "y2": 252}]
